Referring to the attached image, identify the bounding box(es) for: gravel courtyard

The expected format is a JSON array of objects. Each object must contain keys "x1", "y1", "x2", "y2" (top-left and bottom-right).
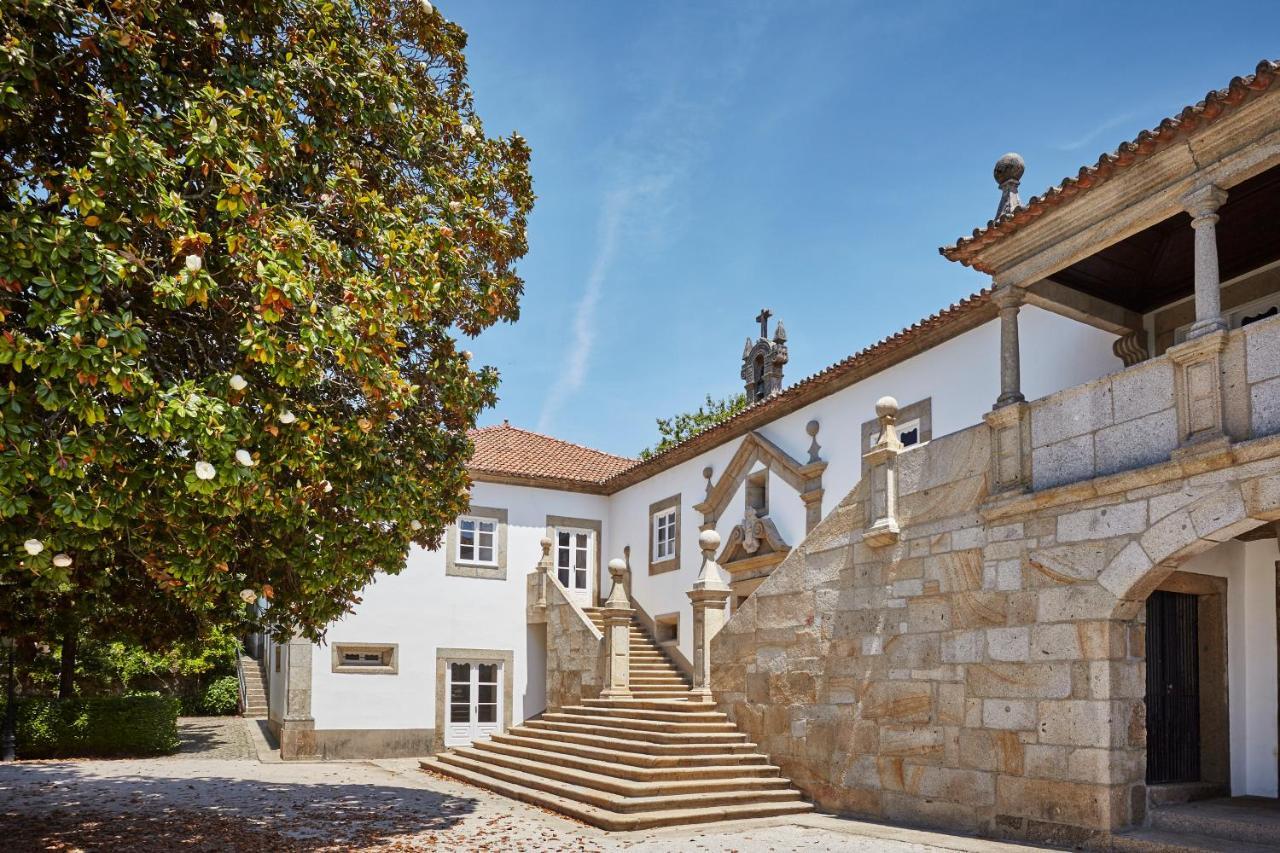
[{"x1": 0, "y1": 718, "x2": 1046, "y2": 852}]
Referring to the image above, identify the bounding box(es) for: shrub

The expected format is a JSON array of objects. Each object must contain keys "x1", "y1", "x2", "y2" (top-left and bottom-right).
[
  {"x1": 1, "y1": 695, "x2": 180, "y2": 758},
  {"x1": 197, "y1": 676, "x2": 241, "y2": 716}
]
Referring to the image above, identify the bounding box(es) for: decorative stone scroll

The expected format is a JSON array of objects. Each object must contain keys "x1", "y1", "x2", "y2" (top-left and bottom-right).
[
  {"x1": 1112, "y1": 330, "x2": 1149, "y2": 367},
  {"x1": 862, "y1": 397, "x2": 903, "y2": 546},
  {"x1": 600, "y1": 557, "x2": 633, "y2": 698},
  {"x1": 715, "y1": 507, "x2": 791, "y2": 603}
]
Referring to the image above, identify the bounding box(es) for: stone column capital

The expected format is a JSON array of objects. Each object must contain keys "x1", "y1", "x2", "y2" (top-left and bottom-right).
[
  {"x1": 1181, "y1": 184, "x2": 1228, "y2": 223},
  {"x1": 991, "y1": 284, "x2": 1024, "y2": 312}
]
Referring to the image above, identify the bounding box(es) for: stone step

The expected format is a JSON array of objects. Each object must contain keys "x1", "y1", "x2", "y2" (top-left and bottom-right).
[
  {"x1": 421, "y1": 757, "x2": 812, "y2": 831},
  {"x1": 581, "y1": 697, "x2": 715, "y2": 711},
  {"x1": 452, "y1": 745, "x2": 790, "y2": 795},
  {"x1": 542, "y1": 711, "x2": 736, "y2": 735},
  {"x1": 1149, "y1": 799, "x2": 1280, "y2": 846},
  {"x1": 429, "y1": 751, "x2": 805, "y2": 814},
  {"x1": 486, "y1": 733, "x2": 773, "y2": 771},
  {"x1": 522, "y1": 718, "x2": 748, "y2": 745},
  {"x1": 555, "y1": 704, "x2": 728, "y2": 724},
  {"x1": 628, "y1": 689, "x2": 696, "y2": 699},
  {"x1": 507, "y1": 724, "x2": 759, "y2": 757},
  {"x1": 1108, "y1": 829, "x2": 1280, "y2": 853}
]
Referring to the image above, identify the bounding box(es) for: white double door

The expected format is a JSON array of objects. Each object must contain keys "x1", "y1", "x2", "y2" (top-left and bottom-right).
[
  {"x1": 444, "y1": 660, "x2": 502, "y2": 747},
  {"x1": 555, "y1": 527, "x2": 594, "y2": 608}
]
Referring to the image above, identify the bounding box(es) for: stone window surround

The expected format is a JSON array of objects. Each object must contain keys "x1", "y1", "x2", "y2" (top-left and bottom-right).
[
  {"x1": 648, "y1": 493, "x2": 681, "y2": 575},
  {"x1": 861, "y1": 397, "x2": 933, "y2": 466},
  {"x1": 445, "y1": 505, "x2": 508, "y2": 580},
  {"x1": 331, "y1": 642, "x2": 398, "y2": 675},
  {"x1": 545, "y1": 515, "x2": 604, "y2": 607},
  {"x1": 432, "y1": 647, "x2": 514, "y2": 753}
]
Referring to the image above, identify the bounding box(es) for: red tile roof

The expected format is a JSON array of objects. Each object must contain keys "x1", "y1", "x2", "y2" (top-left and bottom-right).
[
  {"x1": 941, "y1": 59, "x2": 1280, "y2": 271},
  {"x1": 469, "y1": 290, "x2": 995, "y2": 491},
  {"x1": 468, "y1": 422, "x2": 636, "y2": 488}
]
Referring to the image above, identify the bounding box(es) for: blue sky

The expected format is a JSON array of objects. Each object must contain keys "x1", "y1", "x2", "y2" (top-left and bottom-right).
[{"x1": 447, "y1": 0, "x2": 1280, "y2": 458}]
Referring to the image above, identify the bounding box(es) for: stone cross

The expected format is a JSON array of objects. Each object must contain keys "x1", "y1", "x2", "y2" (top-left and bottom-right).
[{"x1": 755, "y1": 308, "x2": 772, "y2": 340}]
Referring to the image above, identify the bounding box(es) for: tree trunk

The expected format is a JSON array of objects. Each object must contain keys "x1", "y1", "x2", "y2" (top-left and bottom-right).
[{"x1": 58, "y1": 604, "x2": 77, "y2": 700}]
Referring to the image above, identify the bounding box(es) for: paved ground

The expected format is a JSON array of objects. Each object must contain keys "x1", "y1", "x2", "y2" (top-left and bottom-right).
[{"x1": 0, "y1": 718, "x2": 1050, "y2": 852}]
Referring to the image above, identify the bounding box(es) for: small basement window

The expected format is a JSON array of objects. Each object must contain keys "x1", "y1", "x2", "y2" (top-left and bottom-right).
[
  {"x1": 332, "y1": 643, "x2": 398, "y2": 674},
  {"x1": 655, "y1": 613, "x2": 679, "y2": 644}
]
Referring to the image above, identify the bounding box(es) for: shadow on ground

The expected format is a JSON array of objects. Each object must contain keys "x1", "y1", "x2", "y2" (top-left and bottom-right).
[{"x1": 0, "y1": 761, "x2": 480, "y2": 852}]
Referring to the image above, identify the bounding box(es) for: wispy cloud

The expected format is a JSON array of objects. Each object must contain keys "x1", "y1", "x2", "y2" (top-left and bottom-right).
[
  {"x1": 536, "y1": 3, "x2": 772, "y2": 434},
  {"x1": 1055, "y1": 112, "x2": 1136, "y2": 152}
]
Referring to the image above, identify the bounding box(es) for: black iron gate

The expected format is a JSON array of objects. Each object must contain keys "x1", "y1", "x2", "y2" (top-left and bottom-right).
[{"x1": 1145, "y1": 590, "x2": 1201, "y2": 784}]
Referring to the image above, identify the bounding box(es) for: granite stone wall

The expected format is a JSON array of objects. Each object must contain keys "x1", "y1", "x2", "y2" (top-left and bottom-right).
[
  {"x1": 543, "y1": 578, "x2": 605, "y2": 710},
  {"x1": 711, "y1": 349, "x2": 1280, "y2": 844}
]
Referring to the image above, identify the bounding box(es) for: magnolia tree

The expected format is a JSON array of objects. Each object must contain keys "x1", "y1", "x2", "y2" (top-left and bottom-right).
[{"x1": 0, "y1": 0, "x2": 533, "y2": 654}]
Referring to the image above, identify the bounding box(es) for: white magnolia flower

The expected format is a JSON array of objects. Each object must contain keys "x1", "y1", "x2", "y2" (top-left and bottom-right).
[
  {"x1": 278, "y1": 410, "x2": 296, "y2": 424},
  {"x1": 235, "y1": 449, "x2": 255, "y2": 467},
  {"x1": 185, "y1": 253, "x2": 202, "y2": 272},
  {"x1": 461, "y1": 350, "x2": 472, "y2": 361},
  {"x1": 460, "y1": 123, "x2": 476, "y2": 138},
  {"x1": 410, "y1": 519, "x2": 423, "y2": 531},
  {"x1": 194, "y1": 460, "x2": 216, "y2": 480},
  {"x1": 448, "y1": 200, "x2": 462, "y2": 212},
  {"x1": 23, "y1": 539, "x2": 43, "y2": 556},
  {"x1": 208, "y1": 11, "x2": 225, "y2": 28},
  {"x1": 52, "y1": 553, "x2": 73, "y2": 568},
  {"x1": 239, "y1": 589, "x2": 257, "y2": 604},
  {"x1": 420, "y1": 0, "x2": 433, "y2": 13},
  {"x1": 322, "y1": 480, "x2": 333, "y2": 493},
  {"x1": 229, "y1": 374, "x2": 247, "y2": 391}
]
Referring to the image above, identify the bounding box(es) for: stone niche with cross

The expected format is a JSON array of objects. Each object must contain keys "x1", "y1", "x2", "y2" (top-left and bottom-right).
[{"x1": 741, "y1": 309, "x2": 788, "y2": 402}]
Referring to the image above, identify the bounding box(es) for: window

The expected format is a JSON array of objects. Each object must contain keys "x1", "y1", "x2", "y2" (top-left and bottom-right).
[
  {"x1": 457, "y1": 516, "x2": 497, "y2": 565},
  {"x1": 445, "y1": 506, "x2": 507, "y2": 579},
  {"x1": 655, "y1": 612, "x2": 679, "y2": 644},
  {"x1": 648, "y1": 494, "x2": 681, "y2": 574},
  {"x1": 746, "y1": 469, "x2": 768, "y2": 516},
  {"x1": 331, "y1": 643, "x2": 398, "y2": 674},
  {"x1": 274, "y1": 647, "x2": 281, "y2": 673},
  {"x1": 653, "y1": 508, "x2": 677, "y2": 562}
]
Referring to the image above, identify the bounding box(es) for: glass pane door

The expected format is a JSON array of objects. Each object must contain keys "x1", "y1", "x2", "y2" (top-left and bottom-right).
[
  {"x1": 444, "y1": 659, "x2": 504, "y2": 746},
  {"x1": 556, "y1": 528, "x2": 593, "y2": 606}
]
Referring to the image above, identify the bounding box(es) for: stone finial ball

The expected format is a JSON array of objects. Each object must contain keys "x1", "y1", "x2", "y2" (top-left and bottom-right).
[
  {"x1": 608, "y1": 558, "x2": 627, "y2": 572},
  {"x1": 702, "y1": 466, "x2": 713, "y2": 480},
  {"x1": 994, "y1": 152, "x2": 1025, "y2": 185},
  {"x1": 875, "y1": 396, "x2": 899, "y2": 419},
  {"x1": 699, "y1": 529, "x2": 721, "y2": 553},
  {"x1": 805, "y1": 419, "x2": 820, "y2": 437},
  {"x1": 539, "y1": 536, "x2": 552, "y2": 551}
]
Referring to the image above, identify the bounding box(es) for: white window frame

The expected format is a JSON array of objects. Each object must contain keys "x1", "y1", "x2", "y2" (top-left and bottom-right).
[
  {"x1": 457, "y1": 515, "x2": 498, "y2": 566},
  {"x1": 652, "y1": 508, "x2": 677, "y2": 563},
  {"x1": 555, "y1": 527, "x2": 593, "y2": 593}
]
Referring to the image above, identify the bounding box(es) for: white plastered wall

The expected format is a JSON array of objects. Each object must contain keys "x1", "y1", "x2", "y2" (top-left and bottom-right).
[
  {"x1": 307, "y1": 482, "x2": 607, "y2": 731},
  {"x1": 1180, "y1": 538, "x2": 1280, "y2": 797}
]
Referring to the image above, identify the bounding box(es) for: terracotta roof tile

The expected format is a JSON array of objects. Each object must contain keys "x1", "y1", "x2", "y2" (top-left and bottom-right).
[
  {"x1": 940, "y1": 59, "x2": 1280, "y2": 271},
  {"x1": 468, "y1": 422, "x2": 636, "y2": 486}
]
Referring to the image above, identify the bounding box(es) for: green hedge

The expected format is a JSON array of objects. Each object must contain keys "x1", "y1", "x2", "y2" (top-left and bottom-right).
[
  {"x1": 0, "y1": 694, "x2": 181, "y2": 758},
  {"x1": 197, "y1": 675, "x2": 240, "y2": 716}
]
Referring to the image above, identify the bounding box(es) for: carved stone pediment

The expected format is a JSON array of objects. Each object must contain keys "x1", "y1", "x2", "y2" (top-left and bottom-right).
[{"x1": 717, "y1": 508, "x2": 790, "y2": 578}]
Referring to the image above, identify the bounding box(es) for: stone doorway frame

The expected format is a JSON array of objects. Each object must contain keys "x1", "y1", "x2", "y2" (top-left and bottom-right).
[{"x1": 1146, "y1": 570, "x2": 1231, "y2": 799}]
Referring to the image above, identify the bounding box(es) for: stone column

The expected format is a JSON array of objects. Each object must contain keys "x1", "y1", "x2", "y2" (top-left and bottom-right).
[
  {"x1": 600, "y1": 558, "x2": 633, "y2": 698},
  {"x1": 687, "y1": 530, "x2": 731, "y2": 701},
  {"x1": 1183, "y1": 184, "x2": 1229, "y2": 340},
  {"x1": 278, "y1": 633, "x2": 316, "y2": 759},
  {"x1": 863, "y1": 397, "x2": 903, "y2": 546},
  {"x1": 993, "y1": 285, "x2": 1025, "y2": 409}
]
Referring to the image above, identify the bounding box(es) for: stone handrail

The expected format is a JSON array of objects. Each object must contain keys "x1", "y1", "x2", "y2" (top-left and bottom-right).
[{"x1": 534, "y1": 537, "x2": 607, "y2": 710}]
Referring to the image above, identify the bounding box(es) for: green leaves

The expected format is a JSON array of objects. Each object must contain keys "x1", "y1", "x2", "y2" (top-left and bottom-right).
[{"x1": 0, "y1": 0, "x2": 533, "y2": 641}]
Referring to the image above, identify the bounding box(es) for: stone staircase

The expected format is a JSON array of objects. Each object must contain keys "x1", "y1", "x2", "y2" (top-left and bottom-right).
[
  {"x1": 238, "y1": 653, "x2": 269, "y2": 717},
  {"x1": 422, "y1": 609, "x2": 812, "y2": 830}
]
